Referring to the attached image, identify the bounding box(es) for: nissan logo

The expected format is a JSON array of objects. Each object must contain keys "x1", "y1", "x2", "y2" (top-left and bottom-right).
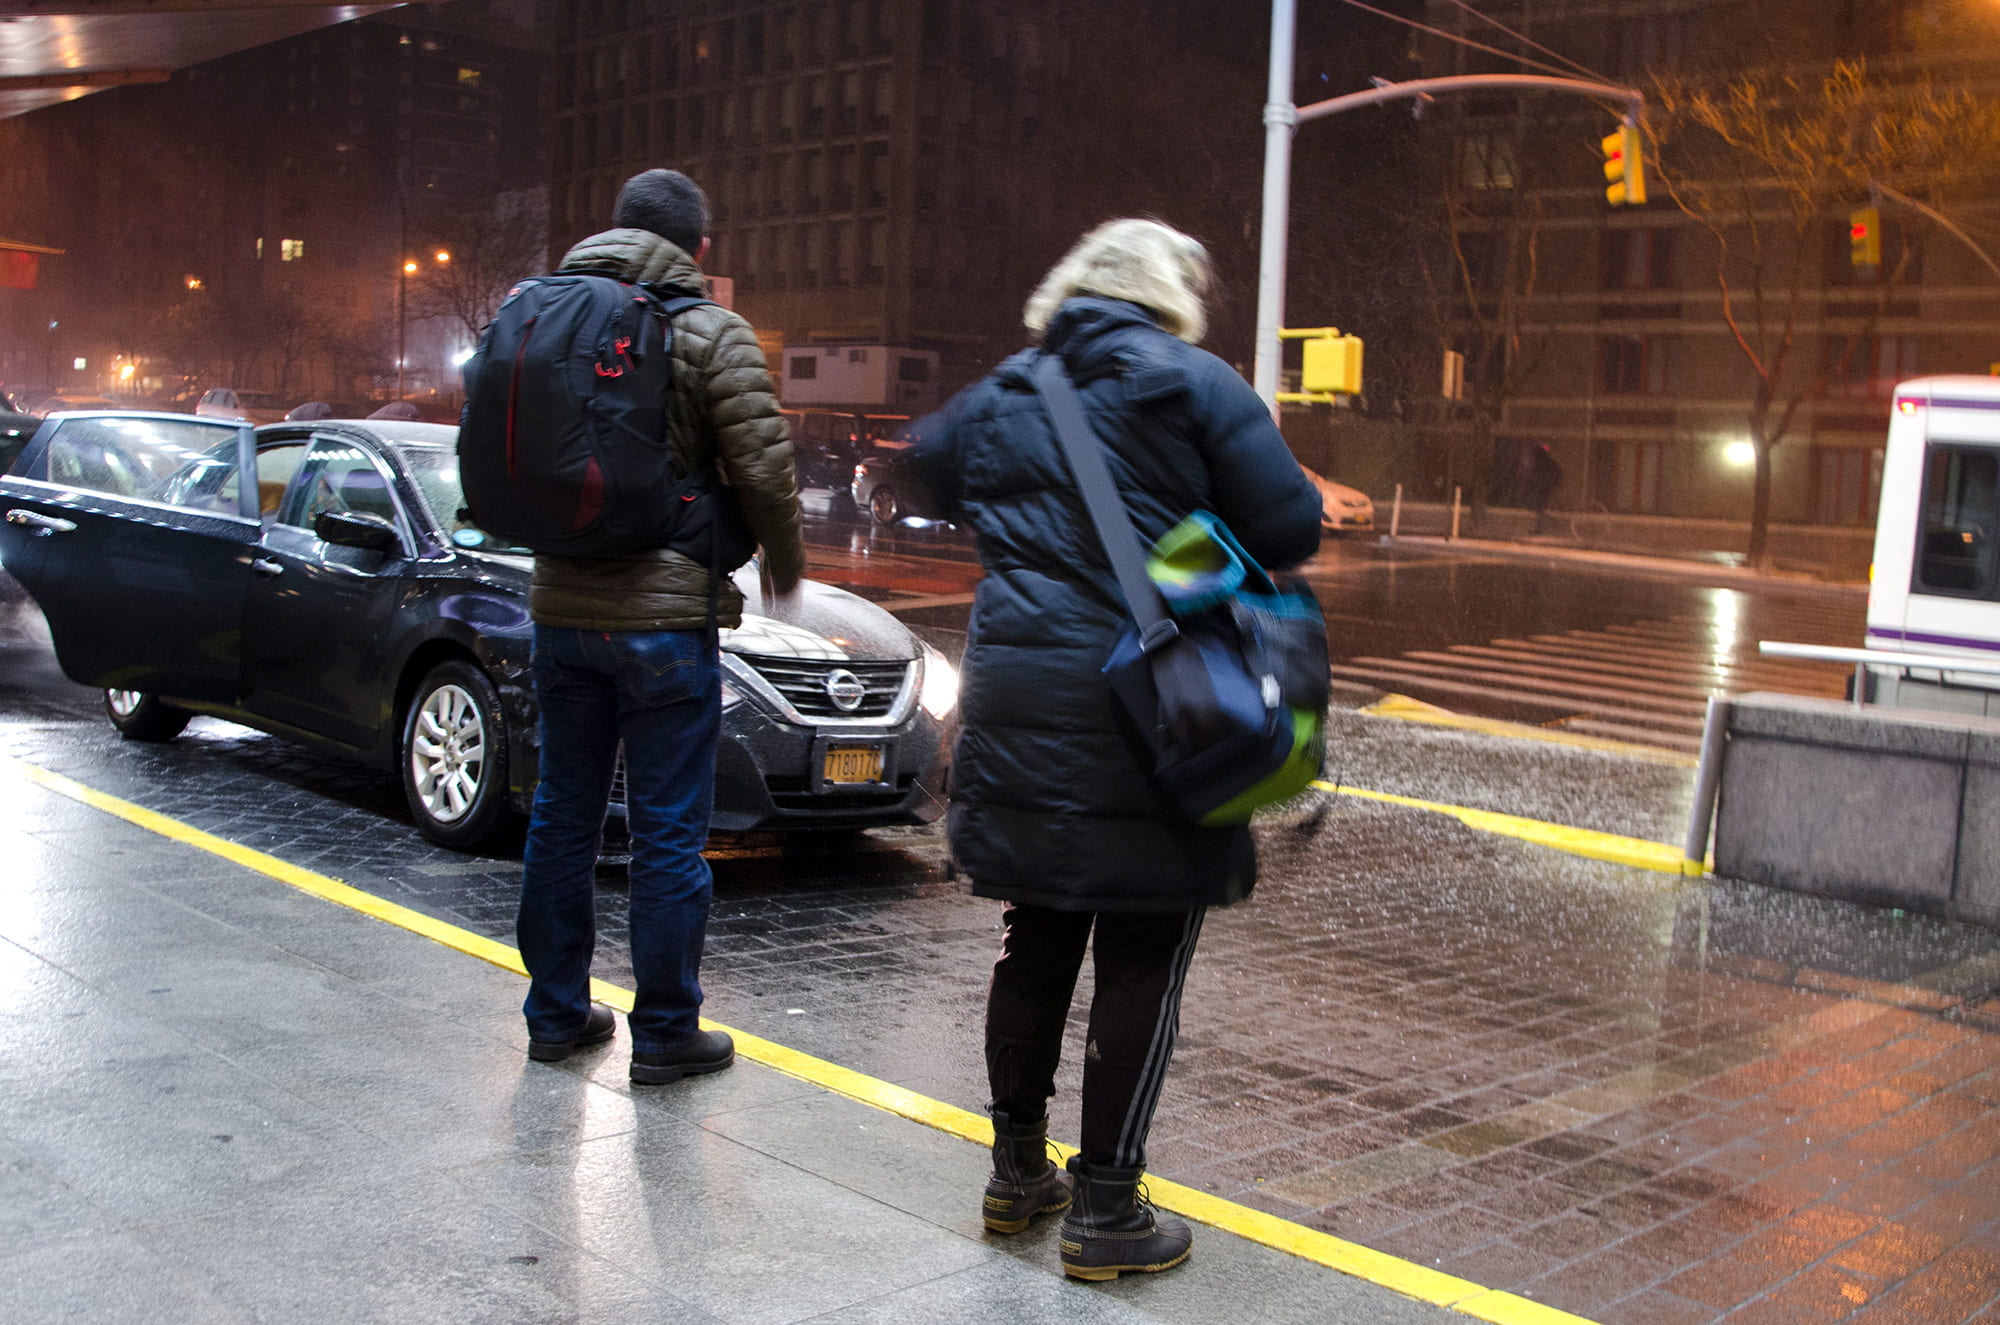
[{"x1": 824, "y1": 669, "x2": 867, "y2": 712}]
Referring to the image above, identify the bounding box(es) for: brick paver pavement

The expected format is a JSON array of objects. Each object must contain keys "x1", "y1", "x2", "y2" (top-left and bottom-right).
[{"x1": 3, "y1": 688, "x2": 1996, "y2": 1325}]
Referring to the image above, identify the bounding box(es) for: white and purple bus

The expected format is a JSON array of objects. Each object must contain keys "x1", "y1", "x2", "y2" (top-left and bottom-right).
[{"x1": 1864, "y1": 375, "x2": 2000, "y2": 715}]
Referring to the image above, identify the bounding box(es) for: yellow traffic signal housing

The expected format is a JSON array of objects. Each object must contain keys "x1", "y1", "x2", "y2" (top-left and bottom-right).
[
  {"x1": 1602, "y1": 124, "x2": 1646, "y2": 206},
  {"x1": 1850, "y1": 207, "x2": 1882, "y2": 267},
  {"x1": 1301, "y1": 334, "x2": 1364, "y2": 395}
]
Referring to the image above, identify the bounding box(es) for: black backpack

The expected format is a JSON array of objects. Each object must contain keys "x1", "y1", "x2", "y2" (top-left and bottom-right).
[{"x1": 457, "y1": 273, "x2": 755, "y2": 564}]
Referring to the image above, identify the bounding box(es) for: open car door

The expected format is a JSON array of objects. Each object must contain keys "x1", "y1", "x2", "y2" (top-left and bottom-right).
[{"x1": 0, "y1": 412, "x2": 258, "y2": 703}]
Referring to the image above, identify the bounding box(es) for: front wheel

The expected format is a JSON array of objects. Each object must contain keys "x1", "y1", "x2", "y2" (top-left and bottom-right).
[
  {"x1": 869, "y1": 484, "x2": 900, "y2": 526},
  {"x1": 104, "y1": 688, "x2": 191, "y2": 742},
  {"x1": 400, "y1": 660, "x2": 514, "y2": 849}
]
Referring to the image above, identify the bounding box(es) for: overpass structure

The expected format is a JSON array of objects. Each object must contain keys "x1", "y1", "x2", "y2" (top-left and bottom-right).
[{"x1": 0, "y1": 1, "x2": 424, "y2": 119}]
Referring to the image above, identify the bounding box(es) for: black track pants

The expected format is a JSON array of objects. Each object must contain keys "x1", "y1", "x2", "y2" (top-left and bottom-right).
[{"x1": 984, "y1": 902, "x2": 1207, "y2": 1171}]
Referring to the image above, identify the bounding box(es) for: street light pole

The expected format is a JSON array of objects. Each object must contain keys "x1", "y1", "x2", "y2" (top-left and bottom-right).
[
  {"x1": 396, "y1": 262, "x2": 409, "y2": 399},
  {"x1": 1251, "y1": 0, "x2": 1298, "y2": 421}
]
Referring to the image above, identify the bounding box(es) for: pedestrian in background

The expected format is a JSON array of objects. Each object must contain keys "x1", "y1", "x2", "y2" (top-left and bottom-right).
[
  {"x1": 900, "y1": 218, "x2": 1321, "y2": 1280},
  {"x1": 1521, "y1": 442, "x2": 1564, "y2": 535},
  {"x1": 516, "y1": 169, "x2": 804, "y2": 1084}
]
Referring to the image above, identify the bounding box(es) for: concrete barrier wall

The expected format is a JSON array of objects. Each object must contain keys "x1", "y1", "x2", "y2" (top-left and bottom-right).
[{"x1": 1711, "y1": 693, "x2": 2000, "y2": 927}]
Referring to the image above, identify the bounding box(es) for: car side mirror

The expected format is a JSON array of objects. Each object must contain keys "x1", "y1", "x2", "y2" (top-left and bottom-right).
[{"x1": 314, "y1": 509, "x2": 398, "y2": 551}]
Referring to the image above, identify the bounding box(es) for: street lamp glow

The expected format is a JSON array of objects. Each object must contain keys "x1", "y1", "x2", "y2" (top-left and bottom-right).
[
  {"x1": 434, "y1": 250, "x2": 451, "y2": 264},
  {"x1": 402, "y1": 260, "x2": 419, "y2": 275},
  {"x1": 451, "y1": 347, "x2": 475, "y2": 367},
  {"x1": 1723, "y1": 440, "x2": 1756, "y2": 467}
]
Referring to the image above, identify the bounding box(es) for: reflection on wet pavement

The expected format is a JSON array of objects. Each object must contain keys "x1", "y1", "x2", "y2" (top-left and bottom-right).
[{"x1": 4, "y1": 548, "x2": 1998, "y2": 1322}]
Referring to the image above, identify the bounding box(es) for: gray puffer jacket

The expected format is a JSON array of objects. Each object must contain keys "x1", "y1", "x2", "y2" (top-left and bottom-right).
[{"x1": 529, "y1": 228, "x2": 804, "y2": 630}]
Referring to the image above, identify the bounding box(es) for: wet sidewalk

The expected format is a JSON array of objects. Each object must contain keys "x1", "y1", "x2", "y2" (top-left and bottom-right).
[
  {"x1": 0, "y1": 755, "x2": 1463, "y2": 1325},
  {"x1": 2, "y1": 693, "x2": 1998, "y2": 1324}
]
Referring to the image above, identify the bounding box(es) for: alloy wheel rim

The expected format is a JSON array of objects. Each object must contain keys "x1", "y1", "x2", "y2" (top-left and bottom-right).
[
  {"x1": 106, "y1": 689, "x2": 144, "y2": 719},
  {"x1": 410, "y1": 683, "x2": 485, "y2": 823},
  {"x1": 872, "y1": 488, "x2": 896, "y2": 523}
]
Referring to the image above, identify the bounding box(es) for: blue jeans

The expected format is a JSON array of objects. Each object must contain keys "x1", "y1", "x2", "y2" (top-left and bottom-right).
[{"x1": 518, "y1": 626, "x2": 720, "y2": 1053}]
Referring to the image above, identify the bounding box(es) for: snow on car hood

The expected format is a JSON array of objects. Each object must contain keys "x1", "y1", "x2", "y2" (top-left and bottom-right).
[
  {"x1": 458, "y1": 552, "x2": 918, "y2": 663},
  {"x1": 726, "y1": 567, "x2": 918, "y2": 662}
]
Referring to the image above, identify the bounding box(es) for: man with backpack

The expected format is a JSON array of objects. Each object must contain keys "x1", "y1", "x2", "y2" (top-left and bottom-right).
[{"x1": 481, "y1": 168, "x2": 804, "y2": 1084}]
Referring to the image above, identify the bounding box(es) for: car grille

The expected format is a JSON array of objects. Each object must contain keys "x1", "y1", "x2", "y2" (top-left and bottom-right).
[{"x1": 735, "y1": 654, "x2": 911, "y2": 721}]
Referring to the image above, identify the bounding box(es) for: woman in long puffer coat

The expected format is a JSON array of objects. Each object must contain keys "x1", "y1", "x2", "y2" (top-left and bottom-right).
[{"x1": 901, "y1": 218, "x2": 1323, "y2": 1281}]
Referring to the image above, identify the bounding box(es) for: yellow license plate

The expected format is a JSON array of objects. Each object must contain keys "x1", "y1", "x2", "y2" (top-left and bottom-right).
[{"x1": 822, "y1": 746, "x2": 884, "y2": 785}]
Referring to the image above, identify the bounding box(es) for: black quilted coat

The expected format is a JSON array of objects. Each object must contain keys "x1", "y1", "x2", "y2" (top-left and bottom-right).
[{"x1": 902, "y1": 297, "x2": 1322, "y2": 912}]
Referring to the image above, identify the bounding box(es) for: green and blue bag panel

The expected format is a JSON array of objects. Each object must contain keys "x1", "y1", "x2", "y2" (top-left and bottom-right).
[{"x1": 1104, "y1": 511, "x2": 1329, "y2": 827}]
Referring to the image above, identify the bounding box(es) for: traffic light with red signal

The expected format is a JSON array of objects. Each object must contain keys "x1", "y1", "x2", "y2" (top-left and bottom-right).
[
  {"x1": 1849, "y1": 207, "x2": 1882, "y2": 268},
  {"x1": 1602, "y1": 122, "x2": 1646, "y2": 206}
]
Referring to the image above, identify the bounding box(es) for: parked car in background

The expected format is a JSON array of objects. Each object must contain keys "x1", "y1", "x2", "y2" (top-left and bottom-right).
[
  {"x1": 32, "y1": 393, "x2": 120, "y2": 414},
  {"x1": 851, "y1": 450, "x2": 913, "y2": 525},
  {"x1": 0, "y1": 412, "x2": 957, "y2": 849},
  {"x1": 1301, "y1": 465, "x2": 1374, "y2": 536},
  {"x1": 782, "y1": 409, "x2": 910, "y2": 513},
  {"x1": 194, "y1": 387, "x2": 288, "y2": 424}
]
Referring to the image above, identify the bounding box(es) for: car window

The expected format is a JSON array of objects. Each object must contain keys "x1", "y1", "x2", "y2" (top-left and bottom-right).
[
  {"x1": 254, "y1": 440, "x2": 311, "y2": 516},
  {"x1": 393, "y1": 442, "x2": 536, "y2": 556},
  {"x1": 43, "y1": 416, "x2": 245, "y2": 516},
  {"x1": 277, "y1": 437, "x2": 400, "y2": 531}
]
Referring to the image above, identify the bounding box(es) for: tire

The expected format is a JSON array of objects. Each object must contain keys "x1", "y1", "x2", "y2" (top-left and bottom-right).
[
  {"x1": 869, "y1": 484, "x2": 900, "y2": 526},
  {"x1": 104, "y1": 688, "x2": 191, "y2": 742},
  {"x1": 400, "y1": 659, "x2": 513, "y2": 849}
]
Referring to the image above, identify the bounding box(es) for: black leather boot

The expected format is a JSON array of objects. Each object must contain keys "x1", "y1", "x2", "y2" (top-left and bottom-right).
[
  {"x1": 982, "y1": 1111, "x2": 1071, "y2": 1233},
  {"x1": 1058, "y1": 1157, "x2": 1192, "y2": 1281}
]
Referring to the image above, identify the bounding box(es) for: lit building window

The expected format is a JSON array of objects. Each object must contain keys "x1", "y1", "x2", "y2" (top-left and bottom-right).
[
  {"x1": 184, "y1": 275, "x2": 204, "y2": 290},
  {"x1": 281, "y1": 239, "x2": 305, "y2": 262},
  {"x1": 457, "y1": 67, "x2": 482, "y2": 88},
  {"x1": 255, "y1": 237, "x2": 264, "y2": 259}
]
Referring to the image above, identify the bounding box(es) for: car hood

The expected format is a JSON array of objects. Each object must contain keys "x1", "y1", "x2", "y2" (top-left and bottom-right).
[{"x1": 460, "y1": 553, "x2": 920, "y2": 662}]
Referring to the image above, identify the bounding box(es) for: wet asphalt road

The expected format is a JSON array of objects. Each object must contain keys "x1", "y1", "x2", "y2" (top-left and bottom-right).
[{"x1": 3, "y1": 510, "x2": 1997, "y2": 1324}]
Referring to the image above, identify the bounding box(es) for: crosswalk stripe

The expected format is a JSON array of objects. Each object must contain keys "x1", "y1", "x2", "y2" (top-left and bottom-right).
[
  {"x1": 1330, "y1": 605, "x2": 1864, "y2": 751},
  {"x1": 1341, "y1": 656, "x2": 1710, "y2": 714}
]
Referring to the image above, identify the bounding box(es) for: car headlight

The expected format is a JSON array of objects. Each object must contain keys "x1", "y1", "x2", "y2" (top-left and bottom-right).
[
  {"x1": 721, "y1": 679, "x2": 746, "y2": 710},
  {"x1": 1342, "y1": 495, "x2": 1370, "y2": 509},
  {"x1": 918, "y1": 641, "x2": 959, "y2": 719}
]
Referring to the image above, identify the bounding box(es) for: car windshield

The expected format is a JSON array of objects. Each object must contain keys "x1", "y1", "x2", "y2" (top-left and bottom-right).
[{"x1": 391, "y1": 442, "x2": 536, "y2": 556}]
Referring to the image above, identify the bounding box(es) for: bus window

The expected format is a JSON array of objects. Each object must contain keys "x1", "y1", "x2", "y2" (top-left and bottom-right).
[{"x1": 1916, "y1": 446, "x2": 1997, "y2": 597}]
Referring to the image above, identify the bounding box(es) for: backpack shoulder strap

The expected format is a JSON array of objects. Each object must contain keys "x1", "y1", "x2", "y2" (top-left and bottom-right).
[
  {"x1": 1032, "y1": 352, "x2": 1176, "y2": 649},
  {"x1": 655, "y1": 293, "x2": 716, "y2": 318}
]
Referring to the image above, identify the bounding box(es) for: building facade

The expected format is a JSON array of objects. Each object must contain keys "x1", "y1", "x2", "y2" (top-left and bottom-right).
[
  {"x1": 542, "y1": 0, "x2": 1273, "y2": 404},
  {"x1": 1404, "y1": 0, "x2": 2000, "y2": 529},
  {"x1": 0, "y1": 2, "x2": 543, "y2": 409}
]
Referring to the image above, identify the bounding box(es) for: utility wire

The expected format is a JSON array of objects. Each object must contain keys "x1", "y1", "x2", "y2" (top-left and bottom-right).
[
  {"x1": 1435, "y1": 0, "x2": 1610, "y2": 83},
  {"x1": 1333, "y1": 0, "x2": 1600, "y2": 84}
]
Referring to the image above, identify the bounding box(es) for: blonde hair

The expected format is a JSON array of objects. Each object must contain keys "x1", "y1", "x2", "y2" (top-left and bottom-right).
[{"x1": 1023, "y1": 218, "x2": 1213, "y2": 345}]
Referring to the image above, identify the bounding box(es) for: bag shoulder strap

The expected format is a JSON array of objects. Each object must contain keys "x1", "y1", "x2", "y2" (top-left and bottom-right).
[{"x1": 1030, "y1": 352, "x2": 1177, "y2": 649}]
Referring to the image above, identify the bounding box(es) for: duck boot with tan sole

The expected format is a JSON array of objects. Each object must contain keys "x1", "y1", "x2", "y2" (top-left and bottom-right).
[
  {"x1": 981, "y1": 1111, "x2": 1071, "y2": 1233},
  {"x1": 1057, "y1": 1157, "x2": 1192, "y2": 1281}
]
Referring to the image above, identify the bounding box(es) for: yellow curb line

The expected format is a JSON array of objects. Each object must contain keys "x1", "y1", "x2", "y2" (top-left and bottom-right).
[
  {"x1": 6, "y1": 753, "x2": 1600, "y2": 1325},
  {"x1": 1313, "y1": 779, "x2": 1705, "y2": 877},
  {"x1": 1358, "y1": 693, "x2": 1700, "y2": 768}
]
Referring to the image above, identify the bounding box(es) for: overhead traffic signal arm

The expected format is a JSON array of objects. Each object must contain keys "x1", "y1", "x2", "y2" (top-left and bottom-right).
[{"x1": 1602, "y1": 122, "x2": 1646, "y2": 207}]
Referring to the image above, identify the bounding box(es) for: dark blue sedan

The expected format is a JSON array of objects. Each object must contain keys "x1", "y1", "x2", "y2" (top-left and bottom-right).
[{"x1": 0, "y1": 412, "x2": 955, "y2": 848}]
